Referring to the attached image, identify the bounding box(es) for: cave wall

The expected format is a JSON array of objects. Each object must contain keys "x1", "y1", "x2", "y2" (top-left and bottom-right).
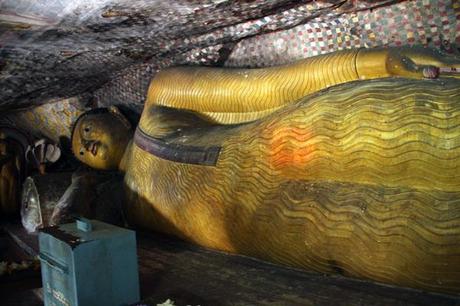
[{"x1": 0, "y1": 97, "x2": 85, "y2": 142}]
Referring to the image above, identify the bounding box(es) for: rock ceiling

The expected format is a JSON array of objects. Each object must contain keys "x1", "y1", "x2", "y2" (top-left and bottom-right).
[{"x1": 0, "y1": 0, "x2": 407, "y2": 112}]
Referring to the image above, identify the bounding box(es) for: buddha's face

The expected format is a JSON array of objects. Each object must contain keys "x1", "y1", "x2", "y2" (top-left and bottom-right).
[{"x1": 72, "y1": 111, "x2": 131, "y2": 170}]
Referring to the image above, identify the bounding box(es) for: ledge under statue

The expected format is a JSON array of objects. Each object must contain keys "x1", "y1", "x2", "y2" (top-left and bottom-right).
[{"x1": 71, "y1": 46, "x2": 460, "y2": 294}]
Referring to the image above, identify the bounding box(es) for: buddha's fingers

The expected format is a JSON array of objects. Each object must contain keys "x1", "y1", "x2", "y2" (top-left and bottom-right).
[
  {"x1": 437, "y1": 67, "x2": 460, "y2": 79},
  {"x1": 437, "y1": 55, "x2": 460, "y2": 78},
  {"x1": 387, "y1": 55, "x2": 439, "y2": 79},
  {"x1": 401, "y1": 48, "x2": 460, "y2": 79},
  {"x1": 418, "y1": 56, "x2": 460, "y2": 79}
]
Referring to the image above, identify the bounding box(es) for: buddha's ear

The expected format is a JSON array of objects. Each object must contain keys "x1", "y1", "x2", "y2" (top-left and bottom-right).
[{"x1": 108, "y1": 106, "x2": 132, "y2": 130}]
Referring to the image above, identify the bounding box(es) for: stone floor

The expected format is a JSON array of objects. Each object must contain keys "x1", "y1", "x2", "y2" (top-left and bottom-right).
[{"x1": 2, "y1": 221, "x2": 460, "y2": 306}]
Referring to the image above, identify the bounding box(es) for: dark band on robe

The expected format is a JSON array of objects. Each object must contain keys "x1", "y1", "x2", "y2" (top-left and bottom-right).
[{"x1": 134, "y1": 127, "x2": 221, "y2": 166}]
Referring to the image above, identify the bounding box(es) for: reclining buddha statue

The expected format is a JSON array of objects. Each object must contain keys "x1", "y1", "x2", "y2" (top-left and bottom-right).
[{"x1": 71, "y1": 47, "x2": 460, "y2": 294}]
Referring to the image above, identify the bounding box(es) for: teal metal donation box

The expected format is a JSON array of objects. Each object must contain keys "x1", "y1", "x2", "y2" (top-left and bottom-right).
[{"x1": 38, "y1": 218, "x2": 140, "y2": 306}]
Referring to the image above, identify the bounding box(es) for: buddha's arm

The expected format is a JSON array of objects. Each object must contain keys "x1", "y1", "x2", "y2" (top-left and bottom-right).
[
  {"x1": 119, "y1": 140, "x2": 133, "y2": 173},
  {"x1": 144, "y1": 47, "x2": 460, "y2": 125}
]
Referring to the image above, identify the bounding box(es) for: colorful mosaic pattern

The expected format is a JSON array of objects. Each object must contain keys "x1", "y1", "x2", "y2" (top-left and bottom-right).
[
  {"x1": 226, "y1": 0, "x2": 460, "y2": 67},
  {"x1": 0, "y1": 98, "x2": 86, "y2": 142}
]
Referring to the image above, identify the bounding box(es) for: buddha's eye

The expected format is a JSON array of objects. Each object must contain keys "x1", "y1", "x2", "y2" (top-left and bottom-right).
[
  {"x1": 84, "y1": 126, "x2": 90, "y2": 132},
  {"x1": 79, "y1": 150, "x2": 84, "y2": 156}
]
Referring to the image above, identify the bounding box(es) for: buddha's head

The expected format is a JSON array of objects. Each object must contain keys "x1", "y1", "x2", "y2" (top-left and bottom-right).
[{"x1": 71, "y1": 107, "x2": 132, "y2": 170}]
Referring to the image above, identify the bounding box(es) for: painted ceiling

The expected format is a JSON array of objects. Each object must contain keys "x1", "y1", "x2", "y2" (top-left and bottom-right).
[{"x1": 0, "y1": 0, "x2": 458, "y2": 144}]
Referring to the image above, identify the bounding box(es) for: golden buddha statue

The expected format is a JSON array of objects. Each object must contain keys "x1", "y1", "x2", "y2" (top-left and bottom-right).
[{"x1": 72, "y1": 47, "x2": 460, "y2": 294}]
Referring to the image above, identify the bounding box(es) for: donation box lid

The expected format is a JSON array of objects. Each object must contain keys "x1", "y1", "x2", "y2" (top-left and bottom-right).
[{"x1": 40, "y1": 217, "x2": 133, "y2": 246}]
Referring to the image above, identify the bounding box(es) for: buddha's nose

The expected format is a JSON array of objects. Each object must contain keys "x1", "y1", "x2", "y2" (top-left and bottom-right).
[{"x1": 83, "y1": 140, "x2": 95, "y2": 151}]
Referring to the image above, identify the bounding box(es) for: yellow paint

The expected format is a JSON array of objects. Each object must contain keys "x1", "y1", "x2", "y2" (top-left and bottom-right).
[{"x1": 143, "y1": 47, "x2": 460, "y2": 126}]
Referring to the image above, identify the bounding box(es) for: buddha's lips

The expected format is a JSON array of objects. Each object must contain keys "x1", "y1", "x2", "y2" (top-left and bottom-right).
[{"x1": 89, "y1": 142, "x2": 98, "y2": 156}]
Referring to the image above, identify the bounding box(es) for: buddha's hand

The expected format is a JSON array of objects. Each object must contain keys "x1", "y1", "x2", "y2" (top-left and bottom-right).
[{"x1": 386, "y1": 47, "x2": 460, "y2": 79}]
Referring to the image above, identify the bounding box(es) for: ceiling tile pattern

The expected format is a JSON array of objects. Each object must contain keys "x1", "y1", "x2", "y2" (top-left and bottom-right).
[{"x1": 226, "y1": 0, "x2": 460, "y2": 67}]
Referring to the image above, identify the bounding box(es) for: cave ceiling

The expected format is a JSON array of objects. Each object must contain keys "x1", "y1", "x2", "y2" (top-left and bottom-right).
[{"x1": 0, "y1": 0, "x2": 408, "y2": 113}]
